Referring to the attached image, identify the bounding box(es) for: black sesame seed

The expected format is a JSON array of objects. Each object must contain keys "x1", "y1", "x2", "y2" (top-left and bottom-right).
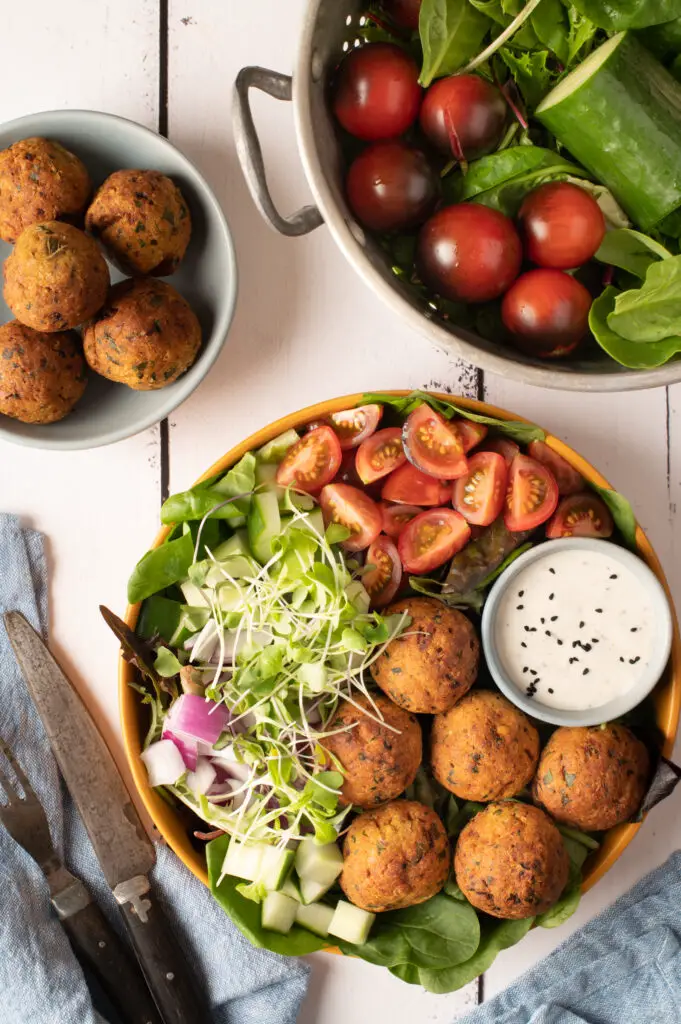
[
  {"x1": 579, "y1": 621, "x2": 585, "y2": 629},
  {"x1": 548, "y1": 688, "x2": 554, "y2": 694},
  {"x1": 630, "y1": 627, "x2": 638, "y2": 633},
  {"x1": 619, "y1": 656, "x2": 625, "y2": 663},
  {"x1": 540, "y1": 617, "x2": 545, "y2": 624},
  {"x1": 551, "y1": 616, "x2": 558, "y2": 622},
  {"x1": 517, "y1": 605, "x2": 524, "y2": 610},
  {"x1": 524, "y1": 626, "x2": 530, "y2": 632},
  {"x1": 583, "y1": 668, "x2": 590, "y2": 676},
  {"x1": 523, "y1": 667, "x2": 529, "y2": 674},
  {"x1": 569, "y1": 657, "x2": 578, "y2": 664},
  {"x1": 557, "y1": 639, "x2": 564, "y2": 646},
  {"x1": 595, "y1": 608, "x2": 603, "y2": 614},
  {"x1": 592, "y1": 638, "x2": 599, "y2": 643},
  {"x1": 518, "y1": 590, "x2": 525, "y2": 597},
  {"x1": 583, "y1": 643, "x2": 592, "y2": 652},
  {"x1": 549, "y1": 593, "x2": 555, "y2": 600},
  {"x1": 549, "y1": 567, "x2": 556, "y2": 575},
  {"x1": 530, "y1": 669, "x2": 537, "y2": 676},
  {"x1": 545, "y1": 630, "x2": 552, "y2": 637},
  {"x1": 521, "y1": 641, "x2": 527, "y2": 648},
  {"x1": 629, "y1": 656, "x2": 641, "y2": 665},
  {"x1": 610, "y1": 574, "x2": 618, "y2": 579}
]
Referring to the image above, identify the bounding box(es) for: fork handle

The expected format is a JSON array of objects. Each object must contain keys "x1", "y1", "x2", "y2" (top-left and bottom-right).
[{"x1": 59, "y1": 900, "x2": 163, "y2": 1024}]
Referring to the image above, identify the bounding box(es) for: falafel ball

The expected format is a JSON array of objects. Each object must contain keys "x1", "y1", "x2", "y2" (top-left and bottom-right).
[
  {"x1": 323, "y1": 693, "x2": 422, "y2": 808},
  {"x1": 431, "y1": 690, "x2": 540, "y2": 802},
  {"x1": 532, "y1": 724, "x2": 650, "y2": 831},
  {"x1": 455, "y1": 802, "x2": 569, "y2": 919},
  {"x1": 0, "y1": 137, "x2": 91, "y2": 244},
  {"x1": 371, "y1": 597, "x2": 479, "y2": 714},
  {"x1": 340, "y1": 800, "x2": 449, "y2": 912},
  {"x1": 82, "y1": 277, "x2": 201, "y2": 390},
  {"x1": 85, "y1": 169, "x2": 191, "y2": 275},
  {"x1": 0, "y1": 321, "x2": 86, "y2": 423},
  {"x1": 3, "y1": 222, "x2": 109, "y2": 332}
]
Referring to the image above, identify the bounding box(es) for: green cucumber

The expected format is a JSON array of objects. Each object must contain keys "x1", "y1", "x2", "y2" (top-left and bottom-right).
[
  {"x1": 295, "y1": 901, "x2": 335, "y2": 938},
  {"x1": 259, "y1": 847, "x2": 296, "y2": 891},
  {"x1": 168, "y1": 606, "x2": 210, "y2": 647},
  {"x1": 180, "y1": 580, "x2": 209, "y2": 608},
  {"x1": 299, "y1": 875, "x2": 336, "y2": 905},
  {"x1": 280, "y1": 876, "x2": 303, "y2": 902},
  {"x1": 295, "y1": 839, "x2": 344, "y2": 887},
  {"x1": 204, "y1": 556, "x2": 255, "y2": 585},
  {"x1": 327, "y1": 901, "x2": 376, "y2": 944},
  {"x1": 261, "y1": 891, "x2": 298, "y2": 934},
  {"x1": 221, "y1": 840, "x2": 265, "y2": 883},
  {"x1": 537, "y1": 33, "x2": 681, "y2": 230},
  {"x1": 212, "y1": 530, "x2": 250, "y2": 559},
  {"x1": 257, "y1": 429, "x2": 300, "y2": 464},
  {"x1": 248, "y1": 490, "x2": 281, "y2": 565}
]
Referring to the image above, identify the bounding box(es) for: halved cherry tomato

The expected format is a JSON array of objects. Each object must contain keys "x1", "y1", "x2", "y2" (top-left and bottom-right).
[
  {"x1": 381, "y1": 502, "x2": 421, "y2": 538},
  {"x1": 455, "y1": 420, "x2": 488, "y2": 452},
  {"x1": 320, "y1": 483, "x2": 383, "y2": 551},
  {"x1": 546, "y1": 492, "x2": 614, "y2": 539},
  {"x1": 453, "y1": 451, "x2": 508, "y2": 527},
  {"x1": 504, "y1": 454, "x2": 559, "y2": 532},
  {"x1": 328, "y1": 404, "x2": 383, "y2": 449},
  {"x1": 480, "y1": 437, "x2": 519, "y2": 466},
  {"x1": 381, "y1": 463, "x2": 451, "y2": 505},
  {"x1": 402, "y1": 405, "x2": 469, "y2": 479},
  {"x1": 363, "y1": 536, "x2": 403, "y2": 607},
  {"x1": 276, "y1": 426, "x2": 342, "y2": 493},
  {"x1": 528, "y1": 440, "x2": 584, "y2": 496},
  {"x1": 398, "y1": 508, "x2": 471, "y2": 574},
  {"x1": 356, "y1": 427, "x2": 406, "y2": 484}
]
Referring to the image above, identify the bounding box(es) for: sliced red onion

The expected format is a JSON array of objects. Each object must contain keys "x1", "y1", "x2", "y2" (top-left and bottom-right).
[
  {"x1": 161, "y1": 729, "x2": 198, "y2": 771},
  {"x1": 211, "y1": 752, "x2": 252, "y2": 783},
  {"x1": 164, "y1": 693, "x2": 231, "y2": 746},
  {"x1": 186, "y1": 757, "x2": 217, "y2": 796},
  {"x1": 141, "y1": 739, "x2": 186, "y2": 787}
]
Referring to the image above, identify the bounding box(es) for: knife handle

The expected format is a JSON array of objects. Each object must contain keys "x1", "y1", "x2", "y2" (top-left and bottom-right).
[
  {"x1": 61, "y1": 901, "x2": 163, "y2": 1024},
  {"x1": 115, "y1": 876, "x2": 207, "y2": 1024}
]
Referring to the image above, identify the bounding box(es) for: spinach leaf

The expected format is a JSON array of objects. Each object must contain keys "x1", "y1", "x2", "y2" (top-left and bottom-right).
[
  {"x1": 127, "y1": 532, "x2": 194, "y2": 604},
  {"x1": 570, "y1": 0, "x2": 681, "y2": 31},
  {"x1": 414, "y1": 917, "x2": 534, "y2": 992},
  {"x1": 419, "y1": 0, "x2": 490, "y2": 86},
  {"x1": 589, "y1": 287, "x2": 681, "y2": 369},
  {"x1": 638, "y1": 14, "x2": 681, "y2": 60},
  {"x1": 530, "y1": 0, "x2": 570, "y2": 62},
  {"x1": 212, "y1": 452, "x2": 257, "y2": 499},
  {"x1": 536, "y1": 859, "x2": 582, "y2": 927},
  {"x1": 207, "y1": 835, "x2": 326, "y2": 955},
  {"x1": 444, "y1": 146, "x2": 587, "y2": 204},
  {"x1": 594, "y1": 228, "x2": 672, "y2": 279},
  {"x1": 499, "y1": 47, "x2": 554, "y2": 106},
  {"x1": 161, "y1": 488, "x2": 246, "y2": 525},
  {"x1": 469, "y1": 0, "x2": 509, "y2": 24},
  {"x1": 608, "y1": 255, "x2": 681, "y2": 341},
  {"x1": 136, "y1": 595, "x2": 184, "y2": 643},
  {"x1": 589, "y1": 481, "x2": 638, "y2": 550}
]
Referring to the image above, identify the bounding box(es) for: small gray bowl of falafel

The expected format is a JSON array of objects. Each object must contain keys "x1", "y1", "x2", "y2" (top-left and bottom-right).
[{"x1": 0, "y1": 110, "x2": 237, "y2": 450}]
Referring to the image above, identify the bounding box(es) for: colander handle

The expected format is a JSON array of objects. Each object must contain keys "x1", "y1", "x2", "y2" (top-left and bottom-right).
[{"x1": 233, "y1": 66, "x2": 323, "y2": 237}]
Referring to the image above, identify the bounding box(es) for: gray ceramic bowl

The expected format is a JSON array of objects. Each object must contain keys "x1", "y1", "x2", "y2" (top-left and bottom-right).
[{"x1": 0, "y1": 110, "x2": 237, "y2": 450}]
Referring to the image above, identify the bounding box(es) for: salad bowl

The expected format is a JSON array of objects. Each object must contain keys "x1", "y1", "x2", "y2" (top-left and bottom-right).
[{"x1": 119, "y1": 390, "x2": 681, "y2": 917}]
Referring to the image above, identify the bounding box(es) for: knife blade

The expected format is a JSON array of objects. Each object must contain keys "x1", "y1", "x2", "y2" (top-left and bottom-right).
[{"x1": 4, "y1": 611, "x2": 207, "y2": 1024}]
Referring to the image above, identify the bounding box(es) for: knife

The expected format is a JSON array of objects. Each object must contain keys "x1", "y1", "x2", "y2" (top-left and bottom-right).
[{"x1": 4, "y1": 611, "x2": 208, "y2": 1024}]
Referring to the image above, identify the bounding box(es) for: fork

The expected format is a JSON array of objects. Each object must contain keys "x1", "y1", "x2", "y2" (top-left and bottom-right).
[{"x1": 0, "y1": 738, "x2": 162, "y2": 1024}]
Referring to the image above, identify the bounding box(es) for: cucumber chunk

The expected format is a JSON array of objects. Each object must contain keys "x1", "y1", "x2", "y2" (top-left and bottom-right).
[
  {"x1": 180, "y1": 580, "x2": 209, "y2": 608},
  {"x1": 261, "y1": 891, "x2": 299, "y2": 934},
  {"x1": 296, "y1": 901, "x2": 335, "y2": 938},
  {"x1": 328, "y1": 901, "x2": 376, "y2": 945},
  {"x1": 257, "y1": 429, "x2": 300, "y2": 464},
  {"x1": 295, "y1": 839, "x2": 344, "y2": 887},
  {"x1": 204, "y1": 556, "x2": 255, "y2": 585},
  {"x1": 212, "y1": 530, "x2": 250, "y2": 559},
  {"x1": 299, "y1": 875, "x2": 336, "y2": 906},
  {"x1": 259, "y1": 847, "x2": 296, "y2": 892},
  {"x1": 280, "y1": 876, "x2": 303, "y2": 902},
  {"x1": 221, "y1": 840, "x2": 264, "y2": 883},
  {"x1": 248, "y1": 490, "x2": 281, "y2": 565}
]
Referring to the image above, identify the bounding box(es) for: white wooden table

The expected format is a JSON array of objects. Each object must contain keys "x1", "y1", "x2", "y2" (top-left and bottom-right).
[{"x1": 2, "y1": 2, "x2": 680, "y2": 1020}]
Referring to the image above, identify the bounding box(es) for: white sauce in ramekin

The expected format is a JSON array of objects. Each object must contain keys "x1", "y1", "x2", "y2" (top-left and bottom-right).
[{"x1": 494, "y1": 546, "x2": 655, "y2": 711}]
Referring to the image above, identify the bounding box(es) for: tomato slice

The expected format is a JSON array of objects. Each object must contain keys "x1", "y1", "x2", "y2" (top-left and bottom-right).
[
  {"x1": 276, "y1": 425, "x2": 342, "y2": 493},
  {"x1": 455, "y1": 420, "x2": 488, "y2": 452},
  {"x1": 546, "y1": 492, "x2": 614, "y2": 539},
  {"x1": 398, "y1": 508, "x2": 471, "y2": 574},
  {"x1": 402, "y1": 405, "x2": 469, "y2": 480},
  {"x1": 381, "y1": 502, "x2": 421, "y2": 538},
  {"x1": 504, "y1": 454, "x2": 559, "y2": 532},
  {"x1": 363, "y1": 536, "x2": 402, "y2": 607},
  {"x1": 320, "y1": 483, "x2": 383, "y2": 551},
  {"x1": 381, "y1": 463, "x2": 451, "y2": 505},
  {"x1": 453, "y1": 451, "x2": 508, "y2": 527},
  {"x1": 328, "y1": 403, "x2": 383, "y2": 449},
  {"x1": 356, "y1": 427, "x2": 406, "y2": 484},
  {"x1": 528, "y1": 440, "x2": 584, "y2": 496},
  {"x1": 480, "y1": 437, "x2": 519, "y2": 466}
]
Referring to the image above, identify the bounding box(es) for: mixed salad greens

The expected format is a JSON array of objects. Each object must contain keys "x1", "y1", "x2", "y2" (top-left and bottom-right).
[
  {"x1": 117, "y1": 392, "x2": 647, "y2": 992},
  {"x1": 331, "y1": 0, "x2": 681, "y2": 367}
]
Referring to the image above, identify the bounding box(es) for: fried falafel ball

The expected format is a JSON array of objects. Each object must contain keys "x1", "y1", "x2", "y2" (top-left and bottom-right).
[
  {"x1": 85, "y1": 169, "x2": 191, "y2": 275},
  {"x1": 323, "y1": 693, "x2": 422, "y2": 808},
  {"x1": 82, "y1": 277, "x2": 201, "y2": 390},
  {"x1": 532, "y1": 724, "x2": 650, "y2": 832},
  {"x1": 371, "y1": 597, "x2": 479, "y2": 714},
  {"x1": 0, "y1": 137, "x2": 91, "y2": 244},
  {"x1": 3, "y1": 222, "x2": 109, "y2": 332},
  {"x1": 431, "y1": 690, "x2": 540, "y2": 802},
  {"x1": 0, "y1": 321, "x2": 86, "y2": 423},
  {"x1": 455, "y1": 802, "x2": 569, "y2": 919},
  {"x1": 340, "y1": 800, "x2": 449, "y2": 912}
]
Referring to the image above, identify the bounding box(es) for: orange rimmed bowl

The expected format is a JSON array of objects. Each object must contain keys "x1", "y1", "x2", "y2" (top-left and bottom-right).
[{"x1": 119, "y1": 391, "x2": 681, "y2": 896}]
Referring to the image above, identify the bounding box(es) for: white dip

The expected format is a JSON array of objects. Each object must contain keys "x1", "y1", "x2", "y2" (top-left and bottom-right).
[{"x1": 494, "y1": 546, "x2": 655, "y2": 711}]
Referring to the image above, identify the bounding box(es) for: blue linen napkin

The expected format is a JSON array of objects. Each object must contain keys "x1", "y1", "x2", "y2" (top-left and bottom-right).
[
  {"x1": 459, "y1": 850, "x2": 681, "y2": 1024},
  {"x1": 0, "y1": 513, "x2": 309, "y2": 1024}
]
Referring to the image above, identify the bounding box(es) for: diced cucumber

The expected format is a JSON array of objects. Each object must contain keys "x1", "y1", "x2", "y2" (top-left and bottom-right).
[
  {"x1": 255, "y1": 462, "x2": 279, "y2": 486},
  {"x1": 295, "y1": 901, "x2": 335, "y2": 938},
  {"x1": 261, "y1": 891, "x2": 298, "y2": 934},
  {"x1": 280, "y1": 876, "x2": 302, "y2": 902},
  {"x1": 328, "y1": 901, "x2": 376, "y2": 945},
  {"x1": 345, "y1": 580, "x2": 371, "y2": 614},
  {"x1": 257, "y1": 429, "x2": 300, "y2": 464},
  {"x1": 221, "y1": 840, "x2": 264, "y2": 883},
  {"x1": 211, "y1": 581, "x2": 244, "y2": 612},
  {"x1": 298, "y1": 508, "x2": 325, "y2": 537},
  {"x1": 299, "y1": 875, "x2": 335, "y2": 906},
  {"x1": 180, "y1": 580, "x2": 209, "y2": 608},
  {"x1": 169, "y1": 606, "x2": 210, "y2": 647},
  {"x1": 259, "y1": 847, "x2": 296, "y2": 891},
  {"x1": 295, "y1": 840, "x2": 344, "y2": 887},
  {"x1": 204, "y1": 556, "x2": 255, "y2": 585},
  {"x1": 248, "y1": 490, "x2": 281, "y2": 565},
  {"x1": 212, "y1": 530, "x2": 250, "y2": 559}
]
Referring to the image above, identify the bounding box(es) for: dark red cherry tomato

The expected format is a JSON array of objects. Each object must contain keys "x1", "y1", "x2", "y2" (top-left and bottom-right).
[
  {"x1": 276, "y1": 426, "x2": 342, "y2": 493},
  {"x1": 545, "y1": 492, "x2": 614, "y2": 539},
  {"x1": 452, "y1": 451, "x2": 508, "y2": 527},
  {"x1": 382, "y1": 463, "x2": 451, "y2": 505},
  {"x1": 328, "y1": 404, "x2": 383, "y2": 449},
  {"x1": 480, "y1": 438, "x2": 519, "y2": 466},
  {"x1": 403, "y1": 404, "x2": 468, "y2": 479},
  {"x1": 455, "y1": 419, "x2": 488, "y2": 452},
  {"x1": 346, "y1": 142, "x2": 439, "y2": 232},
  {"x1": 320, "y1": 483, "x2": 383, "y2": 551},
  {"x1": 417, "y1": 204, "x2": 522, "y2": 303},
  {"x1": 501, "y1": 269, "x2": 592, "y2": 359},
  {"x1": 356, "y1": 427, "x2": 406, "y2": 484},
  {"x1": 363, "y1": 535, "x2": 403, "y2": 607},
  {"x1": 398, "y1": 507, "x2": 471, "y2": 574},
  {"x1": 419, "y1": 75, "x2": 507, "y2": 160},
  {"x1": 380, "y1": 502, "x2": 421, "y2": 538},
  {"x1": 385, "y1": 0, "x2": 422, "y2": 30},
  {"x1": 504, "y1": 454, "x2": 559, "y2": 532},
  {"x1": 519, "y1": 182, "x2": 606, "y2": 270},
  {"x1": 332, "y1": 43, "x2": 422, "y2": 141},
  {"x1": 528, "y1": 440, "x2": 584, "y2": 496}
]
